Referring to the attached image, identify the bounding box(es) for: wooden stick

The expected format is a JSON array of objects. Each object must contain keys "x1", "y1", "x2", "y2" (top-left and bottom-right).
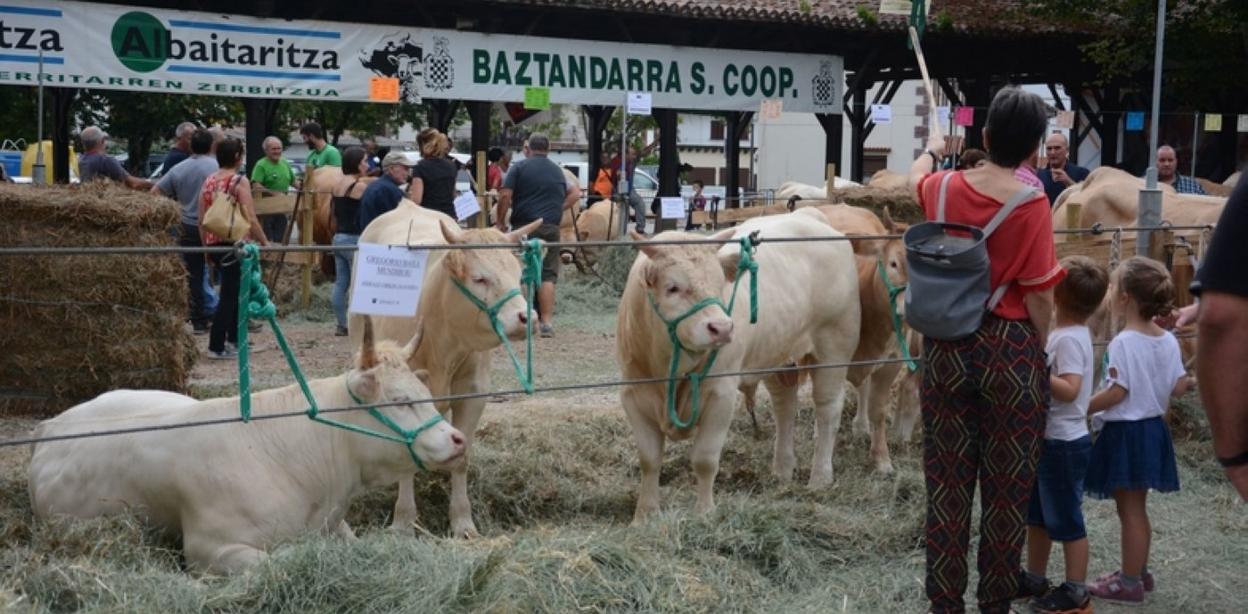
[
  {"x1": 908, "y1": 26, "x2": 943, "y2": 141},
  {"x1": 266, "y1": 186, "x2": 304, "y2": 290}
]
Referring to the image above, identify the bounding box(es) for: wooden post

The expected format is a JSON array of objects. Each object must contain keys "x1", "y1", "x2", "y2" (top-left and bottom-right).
[
  {"x1": 824, "y1": 163, "x2": 837, "y2": 199},
  {"x1": 1065, "y1": 203, "x2": 1085, "y2": 242},
  {"x1": 300, "y1": 167, "x2": 315, "y2": 309},
  {"x1": 1148, "y1": 229, "x2": 1173, "y2": 266},
  {"x1": 475, "y1": 150, "x2": 488, "y2": 228}
]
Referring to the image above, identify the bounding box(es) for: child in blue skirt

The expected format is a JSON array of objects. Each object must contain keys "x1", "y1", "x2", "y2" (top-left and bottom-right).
[{"x1": 1085, "y1": 256, "x2": 1189, "y2": 605}]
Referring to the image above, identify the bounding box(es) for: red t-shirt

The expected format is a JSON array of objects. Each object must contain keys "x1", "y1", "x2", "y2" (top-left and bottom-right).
[{"x1": 917, "y1": 170, "x2": 1065, "y2": 320}]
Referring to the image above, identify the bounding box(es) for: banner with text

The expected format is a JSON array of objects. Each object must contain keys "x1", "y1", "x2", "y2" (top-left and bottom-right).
[{"x1": 0, "y1": 0, "x2": 844, "y2": 110}]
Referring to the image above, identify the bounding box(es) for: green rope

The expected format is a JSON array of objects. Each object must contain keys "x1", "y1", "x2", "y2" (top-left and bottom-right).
[
  {"x1": 877, "y1": 257, "x2": 918, "y2": 372},
  {"x1": 650, "y1": 235, "x2": 759, "y2": 430},
  {"x1": 235, "y1": 244, "x2": 444, "y2": 471},
  {"x1": 449, "y1": 238, "x2": 543, "y2": 394}
]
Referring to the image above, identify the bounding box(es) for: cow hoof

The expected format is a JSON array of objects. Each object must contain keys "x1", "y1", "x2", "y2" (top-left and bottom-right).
[
  {"x1": 807, "y1": 472, "x2": 834, "y2": 489},
  {"x1": 771, "y1": 462, "x2": 796, "y2": 483},
  {"x1": 873, "y1": 460, "x2": 896, "y2": 474},
  {"x1": 452, "y1": 521, "x2": 480, "y2": 539}
]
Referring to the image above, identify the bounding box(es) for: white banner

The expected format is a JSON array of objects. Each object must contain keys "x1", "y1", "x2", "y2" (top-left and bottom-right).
[{"x1": 0, "y1": 0, "x2": 844, "y2": 110}]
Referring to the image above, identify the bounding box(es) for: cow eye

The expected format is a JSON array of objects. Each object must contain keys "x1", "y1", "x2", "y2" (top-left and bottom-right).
[
  {"x1": 473, "y1": 276, "x2": 488, "y2": 285},
  {"x1": 666, "y1": 284, "x2": 680, "y2": 295}
]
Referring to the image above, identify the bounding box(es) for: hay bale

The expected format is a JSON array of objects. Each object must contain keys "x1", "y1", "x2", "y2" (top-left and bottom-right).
[
  {"x1": 0, "y1": 183, "x2": 196, "y2": 417},
  {"x1": 824, "y1": 186, "x2": 924, "y2": 224}
]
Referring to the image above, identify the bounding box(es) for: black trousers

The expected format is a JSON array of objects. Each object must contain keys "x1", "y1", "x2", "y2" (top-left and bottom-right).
[
  {"x1": 178, "y1": 223, "x2": 210, "y2": 324},
  {"x1": 208, "y1": 251, "x2": 241, "y2": 353}
]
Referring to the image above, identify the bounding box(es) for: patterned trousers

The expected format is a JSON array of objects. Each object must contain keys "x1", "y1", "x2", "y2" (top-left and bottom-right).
[{"x1": 921, "y1": 316, "x2": 1047, "y2": 613}]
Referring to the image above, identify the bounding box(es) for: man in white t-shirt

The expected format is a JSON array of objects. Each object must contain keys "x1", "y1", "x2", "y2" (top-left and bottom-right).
[{"x1": 1019, "y1": 256, "x2": 1109, "y2": 614}]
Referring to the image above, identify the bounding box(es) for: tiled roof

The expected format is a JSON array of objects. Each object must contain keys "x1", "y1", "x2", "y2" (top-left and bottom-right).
[{"x1": 480, "y1": 0, "x2": 1077, "y2": 36}]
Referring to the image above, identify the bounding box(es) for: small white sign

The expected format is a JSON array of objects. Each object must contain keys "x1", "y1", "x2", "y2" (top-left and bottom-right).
[
  {"x1": 453, "y1": 191, "x2": 481, "y2": 221},
  {"x1": 870, "y1": 103, "x2": 892, "y2": 124},
  {"x1": 760, "y1": 99, "x2": 783, "y2": 120},
  {"x1": 660, "y1": 197, "x2": 685, "y2": 219},
  {"x1": 349, "y1": 242, "x2": 429, "y2": 317},
  {"x1": 1238, "y1": 114, "x2": 1248, "y2": 133},
  {"x1": 626, "y1": 91, "x2": 652, "y2": 115}
]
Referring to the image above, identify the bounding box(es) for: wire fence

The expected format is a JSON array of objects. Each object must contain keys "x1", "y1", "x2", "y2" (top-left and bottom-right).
[{"x1": 0, "y1": 218, "x2": 1210, "y2": 449}]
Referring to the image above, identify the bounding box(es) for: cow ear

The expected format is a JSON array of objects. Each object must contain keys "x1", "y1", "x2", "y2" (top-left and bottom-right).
[
  {"x1": 443, "y1": 249, "x2": 467, "y2": 281},
  {"x1": 631, "y1": 231, "x2": 662, "y2": 259},
  {"x1": 717, "y1": 249, "x2": 740, "y2": 283},
  {"x1": 439, "y1": 218, "x2": 466, "y2": 244},
  {"x1": 505, "y1": 219, "x2": 543, "y2": 243},
  {"x1": 882, "y1": 207, "x2": 897, "y2": 234},
  {"x1": 709, "y1": 227, "x2": 736, "y2": 246}
]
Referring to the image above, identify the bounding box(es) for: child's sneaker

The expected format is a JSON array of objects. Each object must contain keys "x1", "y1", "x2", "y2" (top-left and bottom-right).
[
  {"x1": 1032, "y1": 582, "x2": 1093, "y2": 614},
  {"x1": 1015, "y1": 570, "x2": 1050, "y2": 600},
  {"x1": 1090, "y1": 570, "x2": 1153, "y2": 593},
  {"x1": 1088, "y1": 572, "x2": 1144, "y2": 605}
]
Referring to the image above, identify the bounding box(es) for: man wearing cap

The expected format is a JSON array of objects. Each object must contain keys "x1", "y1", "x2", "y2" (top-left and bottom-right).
[
  {"x1": 357, "y1": 151, "x2": 412, "y2": 231},
  {"x1": 78, "y1": 126, "x2": 153, "y2": 190}
]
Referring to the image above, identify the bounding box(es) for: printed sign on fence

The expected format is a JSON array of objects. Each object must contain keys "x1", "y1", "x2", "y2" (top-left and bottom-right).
[
  {"x1": 350, "y1": 243, "x2": 428, "y2": 317},
  {"x1": 523, "y1": 86, "x2": 551, "y2": 110},
  {"x1": 660, "y1": 197, "x2": 685, "y2": 219},
  {"x1": 453, "y1": 191, "x2": 482, "y2": 221},
  {"x1": 627, "y1": 92, "x2": 652, "y2": 115},
  {"x1": 1238, "y1": 114, "x2": 1248, "y2": 133},
  {"x1": 1125, "y1": 112, "x2": 1145, "y2": 131},
  {"x1": 1204, "y1": 114, "x2": 1223, "y2": 131}
]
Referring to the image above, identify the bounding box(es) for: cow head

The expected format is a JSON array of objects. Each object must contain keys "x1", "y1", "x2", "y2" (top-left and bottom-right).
[
  {"x1": 440, "y1": 218, "x2": 544, "y2": 349},
  {"x1": 348, "y1": 316, "x2": 465, "y2": 472},
  {"x1": 633, "y1": 230, "x2": 735, "y2": 351},
  {"x1": 879, "y1": 207, "x2": 910, "y2": 313}
]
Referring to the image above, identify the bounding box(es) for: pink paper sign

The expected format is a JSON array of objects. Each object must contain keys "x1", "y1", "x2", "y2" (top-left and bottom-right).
[{"x1": 954, "y1": 106, "x2": 975, "y2": 127}]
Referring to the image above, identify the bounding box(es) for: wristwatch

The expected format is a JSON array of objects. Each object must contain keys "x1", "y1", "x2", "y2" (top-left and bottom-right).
[{"x1": 923, "y1": 149, "x2": 940, "y2": 171}]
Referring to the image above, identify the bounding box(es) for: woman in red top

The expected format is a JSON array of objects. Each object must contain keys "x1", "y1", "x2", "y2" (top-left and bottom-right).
[
  {"x1": 909, "y1": 87, "x2": 1063, "y2": 614},
  {"x1": 199, "y1": 137, "x2": 269, "y2": 359}
]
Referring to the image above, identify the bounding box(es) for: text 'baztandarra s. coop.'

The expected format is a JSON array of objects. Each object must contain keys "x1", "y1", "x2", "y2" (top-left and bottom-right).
[{"x1": 0, "y1": 0, "x2": 842, "y2": 111}]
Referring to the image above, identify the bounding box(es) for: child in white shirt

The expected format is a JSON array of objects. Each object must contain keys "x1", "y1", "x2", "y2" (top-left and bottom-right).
[{"x1": 1085, "y1": 257, "x2": 1189, "y2": 606}]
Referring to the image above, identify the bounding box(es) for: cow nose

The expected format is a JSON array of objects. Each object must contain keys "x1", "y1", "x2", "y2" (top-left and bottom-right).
[
  {"x1": 517, "y1": 311, "x2": 528, "y2": 325},
  {"x1": 707, "y1": 319, "x2": 734, "y2": 344},
  {"x1": 450, "y1": 431, "x2": 465, "y2": 447}
]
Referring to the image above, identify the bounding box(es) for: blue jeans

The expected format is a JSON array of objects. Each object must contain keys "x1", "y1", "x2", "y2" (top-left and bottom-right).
[
  {"x1": 1026, "y1": 435, "x2": 1092, "y2": 541},
  {"x1": 202, "y1": 267, "x2": 219, "y2": 315},
  {"x1": 332, "y1": 233, "x2": 359, "y2": 329}
]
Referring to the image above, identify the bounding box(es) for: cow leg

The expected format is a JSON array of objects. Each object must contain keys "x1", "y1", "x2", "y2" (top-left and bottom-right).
[
  {"x1": 763, "y1": 376, "x2": 798, "y2": 483},
  {"x1": 847, "y1": 364, "x2": 871, "y2": 436},
  {"x1": 182, "y1": 524, "x2": 268, "y2": 575},
  {"x1": 867, "y1": 361, "x2": 902, "y2": 473},
  {"x1": 809, "y1": 364, "x2": 851, "y2": 489},
  {"x1": 895, "y1": 371, "x2": 921, "y2": 444},
  {"x1": 389, "y1": 478, "x2": 419, "y2": 532},
  {"x1": 689, "y1": 385, "x2": 735, "y2": 514},
  {"x1": 623, "y1": 385, "x2": 665, "y2": 523},
  {"x1": 448, "y1": 395, "x2": 486, "y2": 539},
  {"x1": 335, "y1": 519, "x2": 358, "y2": 540}
]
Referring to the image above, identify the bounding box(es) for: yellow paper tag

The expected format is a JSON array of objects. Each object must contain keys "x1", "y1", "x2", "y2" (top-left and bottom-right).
[{"x1": 1204, "y1": 113, "x2": 1223, "y2": 131}]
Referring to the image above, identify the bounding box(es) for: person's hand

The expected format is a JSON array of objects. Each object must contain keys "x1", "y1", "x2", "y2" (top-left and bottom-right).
[
  {"x1": 926, "y1": 134, "x2": 946, "y2": 159},
  {"x1": 1052, "y1": 167, "x2": 1072, "y2": 186},
  {"x1": 1176, "y1": 303, "x2": 1199, "y2": 327}
]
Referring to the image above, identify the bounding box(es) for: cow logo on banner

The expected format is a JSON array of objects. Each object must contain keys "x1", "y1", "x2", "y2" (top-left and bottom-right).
[
  {"x1": 359, "y1": 33, "x2": 424, "y2": 103},
  {"x1": 812, "y1": 61, "x2": 836, "y2": 109},
  {"x1": 425, "y1": 36, "x2": 454, "y2": 91}
]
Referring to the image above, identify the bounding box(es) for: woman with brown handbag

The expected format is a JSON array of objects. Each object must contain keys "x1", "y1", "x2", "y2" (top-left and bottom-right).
[{"x1": 198, "y1": 137, "x2": 269, "y2": 359}]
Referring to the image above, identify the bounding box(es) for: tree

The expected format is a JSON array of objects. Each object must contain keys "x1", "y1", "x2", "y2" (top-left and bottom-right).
[
  {"x1": 276, "y1": 100, "x2": 427, "y2": 145},
  {"x1": 73, "y1": 90, "x2": 242, "y2": 173}
]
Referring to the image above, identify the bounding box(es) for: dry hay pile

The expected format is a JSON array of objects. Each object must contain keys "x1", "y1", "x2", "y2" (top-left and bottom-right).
[
  {"x1": 0, "y1": 183, "x2": 196, "y2": 417},
  {"x1": 824, "y1": 186, "x2": 924, "y2": 224}
]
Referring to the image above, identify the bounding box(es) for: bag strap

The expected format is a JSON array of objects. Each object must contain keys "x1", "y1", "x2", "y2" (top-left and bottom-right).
[
  {"x1": 935, "y1": 171, "x2": 957, "y2": 222},
  {"x1": 983, "y1": 186, "x2": 1039, "y2": 311},
  {"x1": 982, "y1": 185, "x2": 1039, "y2": 238}
]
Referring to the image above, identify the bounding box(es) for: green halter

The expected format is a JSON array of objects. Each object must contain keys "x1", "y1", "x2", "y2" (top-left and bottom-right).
[
  {"x1": 343, "y1": 384, "x2": 447, "y2": 471},
  {"x1": 448, "y1": 238, "x2": 544, "y2": 393},
  {"x1": 877, "y1": 256, "x2": 918, "y2": 372},
  {"x1": 649, "y1": 235, "x2": 759, "y2": 430}
]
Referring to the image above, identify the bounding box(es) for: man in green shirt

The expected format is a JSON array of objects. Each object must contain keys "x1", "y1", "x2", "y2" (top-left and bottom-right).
[
  {"x1": 300, "y1": 121, "x2": 342, "y2": 169},
  {"x1": 251, "y1": 136, "x2": 297, "y2": 241}
]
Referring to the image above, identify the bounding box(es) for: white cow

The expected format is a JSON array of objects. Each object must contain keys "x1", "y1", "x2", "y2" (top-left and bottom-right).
[
  {"x1": 775, "y1": 178, "x2": 862, "y2": 201},
  {"x1": 617, "y1": 209, "x2": 860, "y2": 521},
  {"x1": 349, "y1": 201, "x2": 541, "y2": 538},
  {"x1": 29, "y1": 319, "x2": 464, "y2": 575}
]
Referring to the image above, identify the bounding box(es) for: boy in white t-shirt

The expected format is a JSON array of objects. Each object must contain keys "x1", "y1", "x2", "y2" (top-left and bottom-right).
[{"x1": 1017, "y1": 256, "x2": 1109, "y2": 614}]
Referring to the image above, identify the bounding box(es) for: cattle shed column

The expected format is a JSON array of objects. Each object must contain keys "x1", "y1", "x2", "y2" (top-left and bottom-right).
[
  {"x1": 724, "y1": 111, "x2": 752, "y2": 207},
  {"x1": 653, "y1": 108, "x2": 680, "y2": 231},
  {"x1": 816, "y1": 113, "x2": 843, "y2": 181},
  {"x1": 583, "y1": 105, "x2": 614, "y2": 204},
  {"x1": 243, "y1": 99, "x2": 279, "y2": 178},
  {"x1": 51, "y1": 88, "x2": 77, "y2": 185}
]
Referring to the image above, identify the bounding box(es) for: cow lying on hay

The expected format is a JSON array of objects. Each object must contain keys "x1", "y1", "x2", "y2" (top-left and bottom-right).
[{"x1": 28, "y1": 318, "x2": 464, "y2": 575}]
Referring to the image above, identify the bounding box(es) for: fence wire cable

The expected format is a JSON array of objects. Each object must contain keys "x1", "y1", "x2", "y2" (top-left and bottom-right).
[
  {"x1": 0, "y1": 224, "x2": 1215, "y2": 257},
  {"x1": 0, "y1": 356, "x2": 917, "y2": 449}
]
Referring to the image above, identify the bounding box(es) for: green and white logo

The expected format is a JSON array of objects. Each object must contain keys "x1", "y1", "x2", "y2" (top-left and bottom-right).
[{"x1": 110, "y1": 11, "x2": 169, "y2": 73}]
